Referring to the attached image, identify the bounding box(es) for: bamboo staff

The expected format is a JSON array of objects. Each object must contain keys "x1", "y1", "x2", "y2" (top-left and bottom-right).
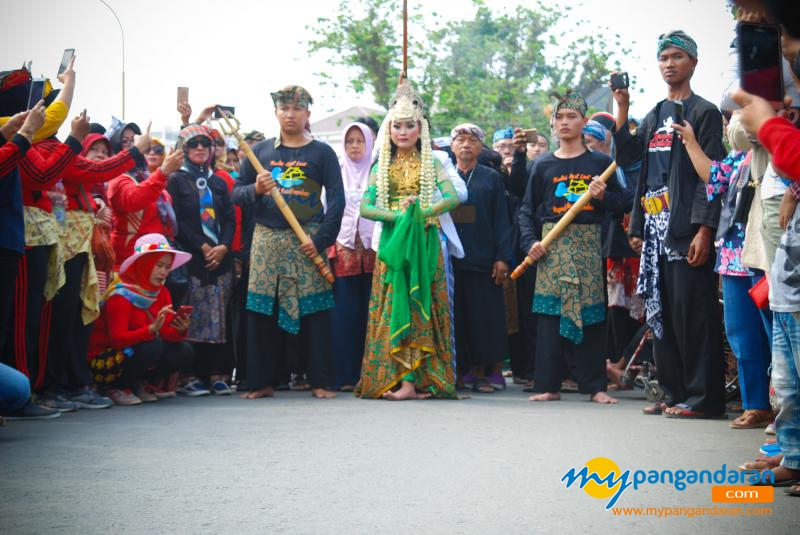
[
  {"x1": 216, "y1": 107, "x2": 335, "y2": 284},
  {"x1": 510, "y1": 161, "x2": 618, "y2": 280}
]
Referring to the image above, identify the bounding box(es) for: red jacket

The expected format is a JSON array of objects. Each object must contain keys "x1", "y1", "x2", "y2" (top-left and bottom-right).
[
  {"x1": 758, "y1": 116, "x2": 800, "y2": 181},
  {"x1": 89, "y1": 287, "x2": 185, "y2": 357},
  {"x1": 0, "y1": 134, "x2": 30, "y2": 175},
  {"x1": 107, "y1": 169, "x2": 172, "y2": 269}
]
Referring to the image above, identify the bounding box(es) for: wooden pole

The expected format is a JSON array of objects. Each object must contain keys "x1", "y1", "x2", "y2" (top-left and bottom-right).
[
  {"x1": 510, "y1": 161, "x2": 618, "y2": 280},
  {"x1": 402, "y1": 0, "x2": 408, "y2": 80},
  {"x1": 216, "y1": 108, "x2": 335, "y2": 284}
]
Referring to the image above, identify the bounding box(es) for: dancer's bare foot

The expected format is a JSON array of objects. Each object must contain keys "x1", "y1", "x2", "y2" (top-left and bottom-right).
[
  {"x1": 415, "y1": 391, "x2": 432, "y2": 399},
  {"x1": 312, "y1": 387, "x2": 336, "y2": 399},
  {"x1": 592, "y1": 392, "x2": 618, "y2": 404},
  {"x1": 382, "y1": 381, "x2": 417, "y2": 401},
  {"x1": 529, "y1": 392, "x2": 561, "y2": 401},
  {"x1": 240, "y1": 387, "x2": 274, "y2": 399}
]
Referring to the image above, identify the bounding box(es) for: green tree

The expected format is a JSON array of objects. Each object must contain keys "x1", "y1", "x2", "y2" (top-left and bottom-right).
[{"x1": 306, "y1": 0, "x2": 634, "y2": 136}]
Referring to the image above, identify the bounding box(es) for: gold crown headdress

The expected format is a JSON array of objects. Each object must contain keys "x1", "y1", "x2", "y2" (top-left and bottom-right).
[{"x1": 387, "y1": 81, "x2": 426, "y2": 121}]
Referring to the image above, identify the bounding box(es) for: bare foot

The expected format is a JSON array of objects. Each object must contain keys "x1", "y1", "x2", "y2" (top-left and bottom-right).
[
  {"x1": 382, "y1": 381, "x2": 417, "y2": 401},
  {"x1": 761, "y1": 465, "x2": 800, "y2": 484},
  {"x1": 312, "y1": 388, "x2": 336, "y2": 399},
  {"x1": 415, "y1": 391, "x2": 432, "y2": 399},
  {"x1": 738, "y1": 454, "x2": 783, "y2": 472},
  {"x1": 592, "y1": 392, "x2": 618, "y2": 404},
  {"x1": 529, "y1": 392, "x2": 561, "y2": 401},
  {"x1": 240, "y1": 387, "x2": 274, "y2": 399}
]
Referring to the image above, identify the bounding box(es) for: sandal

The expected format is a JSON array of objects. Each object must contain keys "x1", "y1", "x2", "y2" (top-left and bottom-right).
[
  {"x1": 730, "y1": 409, "x2": 773, "y2": 429},
  {"x1": 751, "y1": 466, "x2": 800, "y2": 487},
  {"x1": 664, "y1": 403, "x2": 726, "y2": 420},
  {"x1": 642, "y1": 402, "x2": 667, "y2": 415},
  {"x1": 737, "y1": 454, "x2": 783, "y2": 472},
  {"x1": 472, "y1": 378, "x2": 494, "y2": 394}
]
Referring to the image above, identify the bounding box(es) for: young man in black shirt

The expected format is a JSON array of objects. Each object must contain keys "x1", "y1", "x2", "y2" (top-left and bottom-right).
[
  {"x1": 233, "y1": 86, "x2": 345, "y2": 400},
  {"x1": 519, "y1": 91, "x2": 624, "y2": 404},
  {"x1": 613, "y1": 31, "x2": 726, "y2": 419}
]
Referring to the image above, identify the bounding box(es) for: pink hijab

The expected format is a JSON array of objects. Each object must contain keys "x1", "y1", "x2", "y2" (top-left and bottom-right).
[{"x1": 337, "y1": 122, "x2": 376, "y2": 249}]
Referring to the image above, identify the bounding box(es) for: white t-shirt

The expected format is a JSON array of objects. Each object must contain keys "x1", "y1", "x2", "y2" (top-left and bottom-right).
[{"x1": 761, "y1": 163, "x2": 789, "y2": 200}]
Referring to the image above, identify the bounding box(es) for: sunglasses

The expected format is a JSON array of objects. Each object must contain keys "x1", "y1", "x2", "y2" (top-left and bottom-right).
[
  {"x1": 186, "y1": 138, "x2": 212, "y2": 149},
  {"x1": 147, "y1": 145, "x2": 165, "y2": 155}
]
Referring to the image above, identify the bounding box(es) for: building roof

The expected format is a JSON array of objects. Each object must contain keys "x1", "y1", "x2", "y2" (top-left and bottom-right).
[{"x1": 310, "y1": 105, "x2": 384, "y2": 135}]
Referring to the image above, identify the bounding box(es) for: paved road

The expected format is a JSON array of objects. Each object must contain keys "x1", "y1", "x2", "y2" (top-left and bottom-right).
[{"x1": 1, "y1": 386, "x2": 795, "y2": 534}]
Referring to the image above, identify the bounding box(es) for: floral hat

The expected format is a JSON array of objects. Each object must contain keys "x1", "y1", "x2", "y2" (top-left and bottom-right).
[{"x1": 119, "y1": 233, "x2": 191, "y2": 275}]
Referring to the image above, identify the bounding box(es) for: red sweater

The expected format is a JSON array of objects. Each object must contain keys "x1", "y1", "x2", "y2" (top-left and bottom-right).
[
  {"x1": 758, "y1": 116, "x2": 800, "y2": 181},
  {"x1": 107, "y1": 169, "x2": 172, "y2": 269},
  {"x1": 88, "y1": 288, "x2": 185, "y2": 357},
  {"x1": 62, "y1": 148, "x2": 141, "y2": 212}
]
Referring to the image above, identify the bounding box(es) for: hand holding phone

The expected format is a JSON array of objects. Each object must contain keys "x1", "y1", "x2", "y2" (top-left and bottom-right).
[
  {"x1": 214, "y1": 106, "x2": 235, "y2": 119},
  {"x1": 674, "y1": 100, "x2": 685, "y2": 126},
  {"x1": 610, "y1": 72, "x2": 629, "y2": 90},
  {"x1": 58, "y1": 49, "x2": 75, "y2": 78},
  {"x1": 178, "y1": 305, "x2": 193, "y2": 317},
  {"x1": 522, "y1": 128, "x2": 539, "y2": 144},
  {"x1": 737, "y1": 22, "x2": 784, "y2": 108}
]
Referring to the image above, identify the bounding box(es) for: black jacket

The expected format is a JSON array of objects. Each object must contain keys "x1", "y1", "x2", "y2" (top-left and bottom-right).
[
  {"x1": 167, "y1": 170, "x2": 236, "y2": 283},
  {"x1": 615, "y1": 93, "x2": 725, "y2": 255}
]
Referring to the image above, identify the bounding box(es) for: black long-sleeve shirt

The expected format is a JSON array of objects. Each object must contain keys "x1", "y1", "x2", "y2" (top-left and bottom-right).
[
  {"x1": 167, "y1": 170, "x2": 236, "y2": 283},
  {"x1": 452, "y1": 163, "x2": 513, "y2": 273},
  {"x1": 232, "y1": 138, "x2": 345, "y2": 253},
  {"x1": 519, "y1": 150, "x2": 623, "y2": 253},
  {"x1": 614, "y1": 93, "x2": 725, "y2": 255}
]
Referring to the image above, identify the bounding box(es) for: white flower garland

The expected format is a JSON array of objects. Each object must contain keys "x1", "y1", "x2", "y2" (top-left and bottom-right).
[{"x1": 376, "y1": 112, "x2": 437, "y2": 211}]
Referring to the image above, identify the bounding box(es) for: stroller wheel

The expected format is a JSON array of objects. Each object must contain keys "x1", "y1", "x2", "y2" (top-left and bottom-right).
[{"x1": 645, "y1": 380, "x2": 664, "y2": 402}]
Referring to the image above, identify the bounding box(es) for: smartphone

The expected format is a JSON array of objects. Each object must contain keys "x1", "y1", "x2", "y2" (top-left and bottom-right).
[
  {"x1": 178, "y1": 305, "x2": 193, "y2": 317},
  {"x1": 610, "y1": 72, "x2": 629, "y2": 90},
  {"x1": 522, "y1": 128, "x2": 539, "y2": 144},
  {"x1": 214, "y1": 105, "x2": 235, "y2": 119},
  {"x1": 57, "y1": 48, "x2": 75, "y2": 76},
  {"x1": 737, "y1": 22, "x2": 784, "y2": 107},
  {"x1": 674, "y1": 100, "x2": 685, "y2": 126},
  {"x1": 27, "y1": 79, "x2": 46, "y2": 110},
  {"x1": 177, "y1": 86, "x2": 189, "y2": 106}
]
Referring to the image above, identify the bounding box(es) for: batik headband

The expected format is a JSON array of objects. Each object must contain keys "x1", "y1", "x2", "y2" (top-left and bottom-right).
[
  {"x1": 451, "y1": 123, "x2": 485, "y2": 143},
  {"x1": 271, "y1": 85, "x2": 313, "y2": 109},
  {"x1": 492, "y1": 128, "x2": 514, "y2": 144},
  {"x1": 657, "y1": 30, "x2": 698, "y2": 59},
  {"x1": 551, "y1": 90, "x2": 588, "y2": 117},
  {"x1": 582, "y1": 120, "x2": 607, "y2": 143}
]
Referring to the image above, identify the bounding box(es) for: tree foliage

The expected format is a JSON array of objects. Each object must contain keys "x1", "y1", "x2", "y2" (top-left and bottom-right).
[{"x1": 306, "y1": 0, "x2": 634, "y2": 136}]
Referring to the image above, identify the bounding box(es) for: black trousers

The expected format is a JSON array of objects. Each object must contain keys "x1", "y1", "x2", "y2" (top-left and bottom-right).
[
  {"x1": 654, "y1": 256, "x2": 724, "y2": 414},
  {"x1": 45, "y1": 253, "x2": 94, "y2": 391},
  {"x1": 0, "y1": 247, "x2": 22, "y2": 358},
  {"x1": 331, "y1": 272, "x2": 372, "y2": 388},
  {"x1": 3, "y1": 245, "x2": 49, "y2": 388},
  {"x1": 117, "y1": 340, "x2": 194, "y2": 389},
  {"x1": 193, "y1": 339, "x2": 234, "y2": 380},
  {"x1": 454, "y1": 269, "x2": 508, "y2": 366},
  {"x1": 231, "y1": 264, "x2": 249, "y2": 385},
  {"x1": 533, "y1": 315, "x2": 606, "y2": 395},
  {"x1": 606, "y1": 307, "x2": 642, "y2": 363},
  {"x1": 246, "y1": 308, "x2": 332, "y2": 390},
  {"x1": 508, "y1": 262, "x2": 537, "y2": 379}
]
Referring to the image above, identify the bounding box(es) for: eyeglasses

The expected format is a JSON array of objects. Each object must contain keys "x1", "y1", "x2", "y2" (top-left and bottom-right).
[
  {"x1": 214, "y1": 139, "x2": 225, "y2": 147},
  {"x1": 186, "y1": 138, "x2": 212, "y2": 149},
  {"x1": 148, "y1": 145, "x2": 165, "y2": 156}
]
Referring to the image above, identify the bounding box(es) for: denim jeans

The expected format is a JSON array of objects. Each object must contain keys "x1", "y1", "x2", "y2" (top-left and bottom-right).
[
  {"x1": 722, "y1": 275, "x2": 772, "y2": 410},
  {"x1": 0, "y1": 361, "x2": 30, "y2": 413},
  {"x1": 772, "y1": 311, "x2": 800, "y2": 470}
]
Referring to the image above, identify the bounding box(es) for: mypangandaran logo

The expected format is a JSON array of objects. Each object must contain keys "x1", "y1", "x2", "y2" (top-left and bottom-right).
[{"x1": 562, "y1": 457, "x2": 775, "y2": 509}]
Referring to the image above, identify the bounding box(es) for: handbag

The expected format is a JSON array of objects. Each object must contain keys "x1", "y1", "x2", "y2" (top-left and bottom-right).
[
  {"x1": 748, "y1": 275, "x2": 770, "y2": 310},
  {"x1": 79, "y1": 185, "x2": 116, "y2": 272}
]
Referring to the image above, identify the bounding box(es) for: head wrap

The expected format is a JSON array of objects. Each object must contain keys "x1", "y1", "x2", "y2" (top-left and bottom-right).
[
  {"x1": 492, "y1": 128, "x2": 514, "y2": 144},
  {"x1": 582, "y1": 120, "x2": 607, "y2": 143},
  {"x1": 80, "y1": 133, "x2": 112, "y2": 158},
  {"x1": 270, "y1": 85, "x2": 313, "y2": 109},
  {"x1": 450, "y1": 123, "x2": 485, "y2": 144},
  {"x1": 337, "y1": 122, "x2": 376, "y2": 250},
  {"x1": 590, "y1": 112, "x2": 616, "y2": 134},
  {"x1": 179, "y1": 124, "x2": 214, "y2": 171},
  {"x1": 550, "y1": 90, "x2": 588, "y2": 117},
  {"x1": 244, "y1": 130, "x2": 265, "y2": 143},
  {"x1": 657, "y1": 30, "x2": 698, "y2": 59}
]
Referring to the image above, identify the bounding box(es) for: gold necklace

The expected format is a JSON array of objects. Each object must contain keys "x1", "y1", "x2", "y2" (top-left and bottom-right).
[{"x1": 389, "y1": 151, "x2": 421, "y2": 196}]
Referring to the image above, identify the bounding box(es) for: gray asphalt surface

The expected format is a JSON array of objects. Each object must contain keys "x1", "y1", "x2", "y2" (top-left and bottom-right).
[{"x1": 1, "y1": 386, "x2": 795, "y2": 534}]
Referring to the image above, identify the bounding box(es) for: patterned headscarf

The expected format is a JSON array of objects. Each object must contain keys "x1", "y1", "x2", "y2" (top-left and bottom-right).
[
  {"x1": 583, "y1": 120, "x2": 607, "y2": 143},
  {"x1": 550, "y1": 90, "x2": 588, "y2": 117},
  {"x1": 657, "y1": 30, "x2": 698, "y2": 59},
  {"x1": 271, "y1": 85, "x2": 313, "y2": 109},
  {"x1": 450, "y1": 123, "x2": 485, "y2": 143},
  {"x1": 492, "y1": 128, "x2": 514, "y2": 144}
]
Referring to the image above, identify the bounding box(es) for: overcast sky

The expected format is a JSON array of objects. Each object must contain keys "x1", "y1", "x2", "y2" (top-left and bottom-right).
[{"x1": 2, "y1": 0, "x2": 735, "y2": 138}]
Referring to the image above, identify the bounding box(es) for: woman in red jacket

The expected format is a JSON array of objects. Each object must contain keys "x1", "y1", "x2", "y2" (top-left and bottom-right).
[{"x1": 88, "y1": 233, "x2": 194, "y2": 405}]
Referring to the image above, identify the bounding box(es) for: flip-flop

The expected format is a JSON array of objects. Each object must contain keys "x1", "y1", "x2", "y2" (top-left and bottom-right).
[
  {"x1": 785, "y1": 485, "x2": 800, "y2": 496},
  {"x1": 737, "y1": 455, "x2": 782, "y2": 472},
  {"x1": 730, "y1": 410, "x2": 773, "y2": 429},
  {"x1": 642, "y1": 402, "x2": 667, "y2": 415},
  {"x1": 472, "y1": 378, "x2": 494, "y2": 394},
  {"x1": 664, "y1": 403, "x2": 727, "y2": 420},
  {"x1": 751, "y1": 467, "x2": 800, "y2": 487}
]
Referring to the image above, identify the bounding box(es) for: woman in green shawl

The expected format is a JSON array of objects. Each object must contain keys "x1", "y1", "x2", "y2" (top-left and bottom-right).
[{"x1": 355, "y1": 82, "x2": 460, "y2": 400}]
